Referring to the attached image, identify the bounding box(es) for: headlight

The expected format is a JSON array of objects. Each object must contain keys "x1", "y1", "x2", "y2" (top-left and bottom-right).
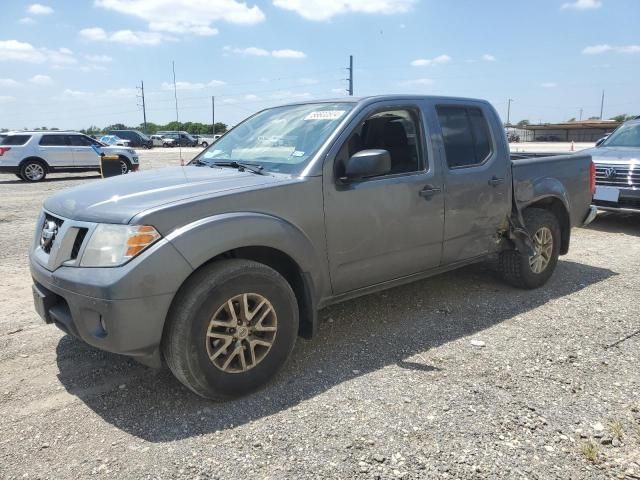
[
  {"x1": 127, "y1": 149, "x2": 136, "y2": 154},
  {"x1": 80, "y1": 224, "x2": 161, "y2": 267}
]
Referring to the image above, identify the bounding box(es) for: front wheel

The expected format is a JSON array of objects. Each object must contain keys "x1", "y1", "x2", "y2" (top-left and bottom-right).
[
  {"x1": 499, "y1": 208, "x2": 561, "y2": 289},
  {"x1": 119, "y1": 157, "x2": 132, "y2": 174},
  {"x1": 201, "y1": 142, "x2": 208, "y2": 148},
  {"x1": 162, "y1": 259, "x2": 299, "y2": 400}
]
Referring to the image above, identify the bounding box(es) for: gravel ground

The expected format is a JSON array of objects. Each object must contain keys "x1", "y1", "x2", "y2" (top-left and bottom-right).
[{"x1": 0, "y1": 146, "x2": 639, "y2": 479}]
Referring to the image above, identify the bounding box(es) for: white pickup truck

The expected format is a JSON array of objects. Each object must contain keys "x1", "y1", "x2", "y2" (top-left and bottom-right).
[{"x1": 0, "y1": 131, "x2": 139, "y2": 181}]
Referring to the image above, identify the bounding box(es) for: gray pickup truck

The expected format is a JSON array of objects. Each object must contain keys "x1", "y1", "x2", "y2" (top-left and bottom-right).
[{"x1": 30, "y1": 95, "x2": 597, "y2": 400}]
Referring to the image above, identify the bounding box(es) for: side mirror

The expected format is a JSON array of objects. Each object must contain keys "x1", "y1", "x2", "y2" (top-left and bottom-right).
[{"x1": 343, "y1": 149, "x2": 391, "y2": 181}]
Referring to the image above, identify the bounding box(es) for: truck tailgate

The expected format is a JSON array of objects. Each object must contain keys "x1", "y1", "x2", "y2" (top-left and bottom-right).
[{"x1": 511, "y1": 153, "x2": 593, "y2": 227}]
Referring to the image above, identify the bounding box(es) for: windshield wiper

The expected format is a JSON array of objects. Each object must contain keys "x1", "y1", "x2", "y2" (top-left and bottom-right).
[
  {"x1": 212, "y1": 161, "x2": 268, "y2": 175},
  {"x1": 189, "y1": 158, "x2": 209, "y2": 166}
]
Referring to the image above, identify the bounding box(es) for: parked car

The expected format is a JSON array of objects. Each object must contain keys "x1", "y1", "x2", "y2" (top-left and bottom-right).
[
  {"x1": 29, "y1": 96, "x2": 595, "y2": 399},
  {"x1": 582, "y1": 117, "x2": 640, "y2": 212},
  {"x1": 150, "y1": 134, "x2": 176, "y2": 148},
  {"x1": 108, "y1": 130, "x2": 153, "y2": 149},
  {"x1": 0, "y1": 131, "x2": 139, "y2": 181},
  {"x1": 157, "y1": 131, "x2": 198, "y2": 147},
  {"x1": 99, "y1": 135, "x2": 131, "y2": 147}
]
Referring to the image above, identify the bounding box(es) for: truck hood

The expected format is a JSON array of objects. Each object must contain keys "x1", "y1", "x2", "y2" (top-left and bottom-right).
[
  {"x1": 581, "y1": 146, "x2": 640, "y2": 164},
  {"x1": 44, "y1": 166, "x2": 287, "y2": 224}
]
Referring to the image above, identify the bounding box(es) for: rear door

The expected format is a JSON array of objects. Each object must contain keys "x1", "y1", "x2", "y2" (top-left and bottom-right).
[
  {"x1": 38, "y1": 134, "x2": 73, "y2": 167},
  {"x1": 69, "y1": 134, "x2": 100, "y2": 167},
  {"x1": 433, "y1": 102, "x2": 510, "y2": 263}
]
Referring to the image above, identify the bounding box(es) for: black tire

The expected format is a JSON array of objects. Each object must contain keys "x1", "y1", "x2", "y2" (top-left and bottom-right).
[
  {"x1": 162, "y1": 259, "x2": 299, "y2": 400},
  {"x1": 119, "y1": 157, "x2": 132, "y2": 174},
  {"x1": 201, "y1": 142, "x2": 208, "y2": 148},
  {"x1": 15, "y1": 173, "x2": 24, "y2": 180},
  {"x1": 162, "y1": 142, "x2": 169, "y2": 148},
  {"x1": 20, "y1": 159, "x2": 47, "y2": 182},
  {"x1": 499, "y1": 208, "x2": 561, "y2": 289}
]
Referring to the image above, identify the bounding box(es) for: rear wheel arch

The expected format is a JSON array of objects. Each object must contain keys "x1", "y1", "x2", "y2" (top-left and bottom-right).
[
  {"x1": 524, "y1": 197, "x2": 570, "y2": 254},
  {"x1": 19, "y1": 156, "x2": 49, "y2": 171}
]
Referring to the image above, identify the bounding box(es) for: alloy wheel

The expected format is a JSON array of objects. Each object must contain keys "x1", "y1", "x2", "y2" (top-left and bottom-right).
[
  {"x1": 205, "y1": 293, "x2": 277, "y2": 373},
  {"x1": 24, "y1": 163, "x2": 45, "y2": 181},
  {"x1": 529, "y1": 226, "x2": 553, "y2": 274}
]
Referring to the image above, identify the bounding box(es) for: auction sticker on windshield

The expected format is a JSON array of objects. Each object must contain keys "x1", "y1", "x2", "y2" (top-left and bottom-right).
[{"x1": 304, "y1": 110, "x2": 346, "y2": 121}]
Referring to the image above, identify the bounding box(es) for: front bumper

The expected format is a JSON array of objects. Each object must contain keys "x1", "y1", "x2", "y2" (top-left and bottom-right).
[
  {"x1": 29, "y1": 235, "x2": 193, "y2": 367},
  {"x1": 583, "y1": 205, "x2": 598, "y2": 225},
  {"x1": 593, "y1": 186, "x2": 640, "y2": 212}
]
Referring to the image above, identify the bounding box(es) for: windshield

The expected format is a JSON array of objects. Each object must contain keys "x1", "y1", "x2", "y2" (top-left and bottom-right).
[
  {"x1": 601, "y1": 122, "x2": 640, "y2": 147},
  {"x1": 191, "y1": 102, "x2": 353, "y2": 174}
]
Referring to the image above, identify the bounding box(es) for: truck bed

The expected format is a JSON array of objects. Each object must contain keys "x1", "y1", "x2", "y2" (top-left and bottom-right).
[{"x1": 511, "y1": 153, "x2": 593, "y2": 228}]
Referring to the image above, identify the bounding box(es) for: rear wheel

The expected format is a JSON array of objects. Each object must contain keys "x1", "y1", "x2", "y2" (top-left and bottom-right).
[
  {"x1": 20, "y1": 159, "x2": 47, "y2": 182},
  {"x1": 162, "y1": 259, "x2": 299, "y2": 400},
  {"x1": 499, "y1": 208, "x2": 560, "y2": 289},
  {"x1": 201, "y1": 141, "x2": 208, "y2": 148}
]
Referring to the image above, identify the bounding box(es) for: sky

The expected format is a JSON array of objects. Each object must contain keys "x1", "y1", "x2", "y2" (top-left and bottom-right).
[{"x1": 0, "y1": 0, "x2": 639, "y2": 130}]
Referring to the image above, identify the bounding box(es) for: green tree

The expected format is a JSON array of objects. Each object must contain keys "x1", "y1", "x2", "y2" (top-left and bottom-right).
[
  {"x1": 567, "y1": 117, "x2": 576, "y2": 122},
  {"x1": 516, "y1": 119, "x2": 530, "y2": 127},
  {"x1": 609, "y1": 114, "x2": 631, "y2": 122}
]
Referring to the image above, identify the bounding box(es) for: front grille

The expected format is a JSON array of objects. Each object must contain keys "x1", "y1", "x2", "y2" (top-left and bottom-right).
[
  {"x1": 40, "y1": 213, "x2": 64, "y2": 254},
  {"x1": 595, "y1": 163, "x2": 640, "y2": 188},
  {"x1": 70, "y1": 228, "x2": 88, "y2": 259}
]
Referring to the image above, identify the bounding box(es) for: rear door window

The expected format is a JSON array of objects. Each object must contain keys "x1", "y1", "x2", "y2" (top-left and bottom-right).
[
  {"x1": 1, "y1": 135, "x2": 32, "y2": 145},
  {"x1": 39, "y1": 135, "x2": 70, "y2": 146},
  {"x1": 436, "y1": 106, "x2": 494, "y2": 168}
]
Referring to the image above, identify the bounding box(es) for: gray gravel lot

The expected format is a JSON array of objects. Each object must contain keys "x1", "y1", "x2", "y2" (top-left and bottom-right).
[{"x1": 0, "y1": 146, "x2": 639, "y2": 479}]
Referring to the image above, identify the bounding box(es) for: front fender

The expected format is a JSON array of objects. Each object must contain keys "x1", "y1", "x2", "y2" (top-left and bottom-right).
[{"x1": 165, "y1": 211, "x2": 326, "y2": 296}]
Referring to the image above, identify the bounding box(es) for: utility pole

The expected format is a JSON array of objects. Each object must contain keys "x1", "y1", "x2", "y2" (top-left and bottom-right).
[
  {"x1": 211, "y1": 96, "x2": 215, "y2": 135},
  {"x1": 579, "y1": 108, "x2": 583, "y2": 121},
  {"x1": 347, "y1": 55, "x2": 353, "y2": 96},
  {"x1": 136, "y1": 80, "x2": 147, "y2": 133},
  {"x1": 506, "y1": 98, "x2": 514, "y2": 126},
  {"x1": 599, "y1": 90, "x2": 605, "y2": 120}
]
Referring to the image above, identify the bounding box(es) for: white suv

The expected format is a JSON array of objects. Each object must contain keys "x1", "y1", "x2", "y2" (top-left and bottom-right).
[{"x1": 0, "y1": 131, "x2": 139, "y2": 182}]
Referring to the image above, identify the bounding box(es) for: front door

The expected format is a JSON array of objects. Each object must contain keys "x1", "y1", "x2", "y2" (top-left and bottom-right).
[
  {"x1": 323, "y1": 103, "x2": 444, "y2": 294},
  {"x1": 433, "y1": 103, "x2": 510, "y2": 263},
  {"x1": 69, "y1": 134, "x2": 100, "y2": 167}
]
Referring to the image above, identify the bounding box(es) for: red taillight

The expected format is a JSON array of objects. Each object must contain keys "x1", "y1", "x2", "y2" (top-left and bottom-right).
[
  {"x1": 589, "y1": 161, "x2": 596, "y2": 195},
  {"x1": 0, "y1": 147, "x2": 10, "y2": 156}
]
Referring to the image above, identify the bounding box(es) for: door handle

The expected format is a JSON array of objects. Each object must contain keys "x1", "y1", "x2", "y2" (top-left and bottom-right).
[
  {"x1": 419, "y1": 185, "x2": 442, "y2": 199},
  {"x1": 488, "y1": 176, "x2": 504, "y2": 187}
]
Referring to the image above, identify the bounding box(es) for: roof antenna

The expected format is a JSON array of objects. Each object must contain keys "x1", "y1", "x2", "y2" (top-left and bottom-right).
[{"x1": 172, "y1": 60, "x2": 183, "y2": 166}]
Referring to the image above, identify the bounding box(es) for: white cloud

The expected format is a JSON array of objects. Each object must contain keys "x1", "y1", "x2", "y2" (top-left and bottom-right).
[
  {"x1": 80, "y1": 27, "x2": 167, "y2": 46},
  {"x1": 19, "y1": 17, "x2": 36, "y2": 24},
  {"x1": 84, "y1": 54, "x2": 113, "y2": 63},
  {"x1": 224, "y1": 46, "x2": 306, "y2": 58},
  {"x1": 297, "y1": 77, "x2": 318, "y2": 85},
  {"x1": 399, "y1": 78, "x2": 434, "y2": 87},
  {"x1": 273, "y1": 0, "x2": 415, "y2": 21},
  {"x1": 29, "y1": 74, "x2": 53, "y2": 85},
  {"x1": 244, "y1": 94, "x2": 259, "y2": 101},
  {"x1": 0, "y1": 40, "x2": 76, "y2": 64},
  {"x1": 79, "y1": 64, "x2": 107, "y2": 72},
  {"x1": 541, "y1": 82, "x2": 557, "y2": 88},
  {"x1": 94, "y1": 0, "x2": 264, "y2": 37},
  {"x1": 27, "y1": 4, "x2": 54, "y2": 15},
  {"x1": 0, "y1": 95, "x2": 16, "y2": 104},
  {"x1": 60, "y1": 89, "x2": 88, "y2": 98},
  {"x1": 222, "y1": 98, "x2": 238, "y2": 104},
  {"x1": 330, "y1": 87, "x2": 345, "y2": 94},
  {"x1": 271, "y1": 49, "x2": 306, "y2": 59},
  {"x1": 582, "y1": 44, "x2": 640, "y2": 54},
  {"x1": 161, "y1": 80, "x2": 225, "y2": 90},
  {"x1": 223, "y1": 46, "x2": 269, "y2": 56},
  {"x1": 410, "y1": 54, "x2": 451, "y2": 67},
  {"x1": 270, "y1": 90, "x2": 312, "y2": 100},
  {"x1": 561, "y1": 0, "x2": 602, "y2": 10},
  {"x1": 0, "y1": 78, "x2": 21, "y2": 87},
  {"x1": 482, "y1": 53, "x2": 496, "y2": 62}
]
